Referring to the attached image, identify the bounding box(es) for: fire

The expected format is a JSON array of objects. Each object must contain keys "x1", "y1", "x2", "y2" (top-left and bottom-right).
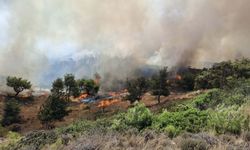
[
  {"x1": 108, "y1": 92, "x2": 119, "y2": 97},
  {"x1": 97, "y1": 99, "x2": 120, "y2": 108},
  {"x1": 176, "y1": 75, "x2": 182, "y2": 80},
  {"x1": 77, "y1": 93, "x2": 88, "y2": 100}
]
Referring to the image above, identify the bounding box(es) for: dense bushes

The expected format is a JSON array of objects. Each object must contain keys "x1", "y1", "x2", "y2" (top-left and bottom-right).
[
  {"x1": 207, "y1": 107, "x2": 249, "y2": 135},
  {"x1": 195, "y1": 58, "x2": 250, "y2": 89},
  {"x1": 153, "y1": 108, "x2": 208, "y2": 134}
]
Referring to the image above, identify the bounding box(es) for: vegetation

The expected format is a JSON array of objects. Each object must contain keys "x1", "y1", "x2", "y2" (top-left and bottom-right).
[
  {"x1": 51, "y1": 78, "x2": 64, "y2": 95},
  {"x1": 1, "y1": 98, "x2": 21, "y2": 126},
  {"x1": 1, "y1": 58, "x2": 250, "y2": 149},
  {"x1": 77, "y1": 79, "x2": 99, "y2": 96},
  {"x1": 150, "y1": 67, "x2": 170, "y2": 103},
  {"x1": 126, "y1": 77, "x2": 148, "y2": 103},
  {"x1": 64, "y1": 74, "x2": 79, "y2": 99},
  {"x1": 38, "y1": 94, "x2": 68, "y2": 128},
  {"x1": 195, "y1": 58, "x2": 250, "y2": 89},
  {"x1": 6, "y1": 76, "x2": 31, "y2": 97}
]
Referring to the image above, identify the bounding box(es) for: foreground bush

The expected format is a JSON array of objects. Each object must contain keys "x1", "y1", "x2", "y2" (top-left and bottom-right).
[
  {"x1": 207, "y1": 106, "x2": 248, "y2": 135},
  {"x1": 153, "y1": 108, "x2": 208, "y2": 134},
  {"x1": 112, "y1": 103, "x2": 153, "y2": 130}
]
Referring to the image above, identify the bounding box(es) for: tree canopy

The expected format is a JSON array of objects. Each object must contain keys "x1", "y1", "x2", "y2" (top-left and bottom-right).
[
  {"x1": 6, "y1": 76, "x2": 32, "y2": 96},
  {"x1": 150, "y1": 67, "x2": 170, "y2": 103},
  {"x1": 126, "y1": 77, "x2": 148, "y2": 104}
]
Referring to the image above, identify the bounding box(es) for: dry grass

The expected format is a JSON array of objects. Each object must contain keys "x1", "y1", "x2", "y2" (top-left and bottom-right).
[{"x1": 63, "y1": 130, "x2": 177, "y2": 150}]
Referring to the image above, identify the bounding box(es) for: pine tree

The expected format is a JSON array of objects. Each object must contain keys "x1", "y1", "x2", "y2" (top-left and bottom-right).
[
  {"x1": 38, "y1": 94, "x2": 68, "y2": 128},
  {"x1": 1, "y1": 98, "x2": 21, "y2": 126}
]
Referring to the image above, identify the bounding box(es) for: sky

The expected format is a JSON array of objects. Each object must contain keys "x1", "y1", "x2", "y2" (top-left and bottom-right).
[{"x1": 0, "y1": 0, "x2": 250, "y2": 86}]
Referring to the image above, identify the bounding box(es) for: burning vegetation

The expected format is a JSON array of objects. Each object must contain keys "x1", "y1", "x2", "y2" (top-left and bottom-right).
[{"x1": 0, "y1": 58, "x2": 249, "y2": 150}]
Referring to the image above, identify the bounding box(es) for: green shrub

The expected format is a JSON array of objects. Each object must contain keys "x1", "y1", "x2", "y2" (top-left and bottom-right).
[
  {"x1": 153, "y1": 108, "x2": 208, "y2": 134},
  {"x1": 164, "y1": 125, "x2": 179, "y2": 138},
  {"x1": 0, "y1": 131, "x2": 21, "y2": 150},
  {"x1": 180, "y1": 138, "x2": 208, "y2": 150},
  {"x1": 111, "y1": 103, "x2": 152, "y2": 130},
  {"x1": 57, "y1": 120, "x2": 94, "y2": 135},
  {"x1": 111, "y1": 113, "x2": 128, "y2": 131},
  {"x1": 207, "y1": 106, "x2": 246, "y2": 135},
  {"x1": 125, "y1": 103, "x2": 152, "y2": 130}
]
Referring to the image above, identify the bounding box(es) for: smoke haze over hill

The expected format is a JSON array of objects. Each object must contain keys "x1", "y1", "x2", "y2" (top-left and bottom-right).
[{"x1": 0, "y1": 0, "x2": 250, "y2": 86}]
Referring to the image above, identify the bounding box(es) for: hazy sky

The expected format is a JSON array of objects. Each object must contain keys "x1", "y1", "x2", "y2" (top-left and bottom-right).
[{"x1": 0, "y1": 0, "x2": 250, "y2": 86}]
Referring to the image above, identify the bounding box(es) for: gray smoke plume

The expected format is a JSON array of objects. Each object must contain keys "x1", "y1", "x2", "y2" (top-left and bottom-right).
[{"x1": 0, "y1": 0, "x2": 250, "y2": 87}]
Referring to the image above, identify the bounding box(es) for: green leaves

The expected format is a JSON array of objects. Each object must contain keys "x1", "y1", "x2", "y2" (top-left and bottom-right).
[
  {"x1": 6, "y1": 76, "x2": 32, "y2": 96},
  {"x1": 153, "y1": 108, "x2": 208, "y2": 134},
  {"x1": 38, "y1": 94, "x2": 68, "y2": 124},
  {"x1": 111, "y1": 103, "x2": 152, "y2": 130},
  {"x1": 195, "y1": 58, "x2": 250, "y2": 89},
  {"x1": 126, "y1": 77, "x2": 148, "y2": 103},
  {"x1": 1, "y1": 98, "x2": 21, "y2": 126}
]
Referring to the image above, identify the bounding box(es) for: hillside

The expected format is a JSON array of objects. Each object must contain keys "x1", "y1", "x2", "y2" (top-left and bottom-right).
[
  {"x1": 0, "y1": 79, "x2": 249, "y2": 150},
  {"x1": 0, "y1": 58, "x2": 249, "y2": 150}
]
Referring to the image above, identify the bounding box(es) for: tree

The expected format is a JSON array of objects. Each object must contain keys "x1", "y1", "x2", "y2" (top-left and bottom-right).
[
  {"x1": 84, "y1": 79, "x2": 99, "y2": 95},
  {"x1": 77, "y1": 79, "x2": 86, "y2": 93},
  {"x1": 6, "y1": 76, "x2": 32, "y2": 97},
  {"x1": 51, "y1": 78, "x2": 64, "y2": 95},
  {"x1": 126, "y1": 77, "x2": 148, "y2": 104},
  {"x1": 1, "y1": 98, "x2": 21, "y2": 126},
  {"x1": 150, "y1": 67, "x2": 169, "y2": 104},
  {"x1": 38, "y1": 94, "x2": 68, "y2": 128},
  {"x1": 64, "y1": 74, "x2": 79, "y2": 99}
]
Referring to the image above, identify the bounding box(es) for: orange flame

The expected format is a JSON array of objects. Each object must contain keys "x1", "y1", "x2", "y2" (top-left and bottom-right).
[
  {"x1": 176, "y1": 75, "x2": 182, "y2": 80},
  {"x1": 77, "y1": 93, "x2": 88, "y2": 99},
  {"x1": 97, "y1": 99, "x2": 120, "y2": 108}
]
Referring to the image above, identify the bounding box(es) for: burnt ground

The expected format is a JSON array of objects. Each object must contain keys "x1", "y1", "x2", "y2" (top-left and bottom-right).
[{"x1": 0, "y1": 90, "x2": 207, "y2": 134}]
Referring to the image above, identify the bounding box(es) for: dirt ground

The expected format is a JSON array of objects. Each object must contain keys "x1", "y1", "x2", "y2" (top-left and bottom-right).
[{"x1": 0, "y1": 90, "x2": 207, "y2": 134}]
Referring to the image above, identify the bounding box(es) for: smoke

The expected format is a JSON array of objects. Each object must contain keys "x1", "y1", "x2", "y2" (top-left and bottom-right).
[{"x1": 0, "y1": 0, "x2": 250, "y2": 87}]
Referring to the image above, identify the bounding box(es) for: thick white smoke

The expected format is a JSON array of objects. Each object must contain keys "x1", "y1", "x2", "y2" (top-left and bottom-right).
[{"x1": 0, "y1": 0, "x2": 249, "y2": 86}]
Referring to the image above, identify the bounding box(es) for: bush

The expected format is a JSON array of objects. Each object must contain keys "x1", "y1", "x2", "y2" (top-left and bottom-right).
[
  {"x1": 164, "y1": 125, "x2": 179, "y2": 138},
  {"x1": 207, "y1": 106, "x2": 246, "y2": 135},
  {"x1": 153, "y1": 108, "x2": 208, "y2": 134},
  {"x1": 11, "y1": 130, "x2": 58, "y2": 150},
  {"x1": 111, "y1": 103, "x2": 152, "y2": 130},
  {"x1": 57, "y1": 120, "x2": 94, "y2": 135},
  {"x1": 180, "y1": 138, "x2": 208, "y2": 150},
  {"x1": 125, "y1": 103, "x2": 153, "y2": 130},
  {"x1": 1, "y1": 99, "x2": 21, "y2": 126}
]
